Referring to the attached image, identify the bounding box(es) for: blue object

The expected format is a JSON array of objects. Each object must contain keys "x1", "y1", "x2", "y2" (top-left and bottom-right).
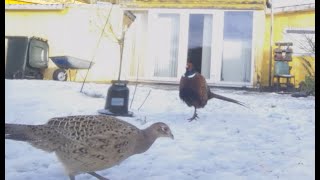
[
  {"x1": 274, "y1": 61, "x2": 290, "y2": 75},
  {"x1": 50, "y1": 56, "x2": 93, "y2": 69}
]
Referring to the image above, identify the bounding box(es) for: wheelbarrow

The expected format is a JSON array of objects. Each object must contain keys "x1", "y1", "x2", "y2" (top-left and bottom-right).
[{"x1": 50, "y1": 56, "x2": 94, "y2": 81}]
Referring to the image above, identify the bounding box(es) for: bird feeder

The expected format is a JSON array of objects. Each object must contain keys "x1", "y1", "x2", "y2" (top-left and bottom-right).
[
  {"x1": 98, "y1": 10, "x2": 136, "y2": 117},
  {"x1": 284, "y1": 46, "x2": 293, "y2": 61},
  {"x1": 98, "y1": 80, "x2": 133, "y2": 116}
]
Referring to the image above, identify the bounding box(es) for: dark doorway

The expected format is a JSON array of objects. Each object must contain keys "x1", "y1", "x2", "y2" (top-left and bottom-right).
[{"x1": 187, "y1": 14, "x2": 212, "y2": 78}]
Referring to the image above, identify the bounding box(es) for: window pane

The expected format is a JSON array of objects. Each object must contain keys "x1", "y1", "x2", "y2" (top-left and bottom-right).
[
  {"x1": 221, "y1": 11, "x2": 253, "y2": 82},
  {"x1": 283, "y1": 29, "x2": 315, "y2": 56},
  {"x1": 128, "y1": 11, "x2": 148, "y2": 77},
  {"x1": 5, "y1": 38, "x2": 8, "y2": 67},
  {"x1": 187, "y1": 14, "x2": 212, "y2": 79},
  {"x1": 153, "y1": 14, "x2": 180, "y2": 77}
]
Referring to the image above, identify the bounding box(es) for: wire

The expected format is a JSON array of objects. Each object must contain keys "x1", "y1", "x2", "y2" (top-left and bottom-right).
[{"x1": 80, "y1": 4, "x2": 113, "y2": 93}]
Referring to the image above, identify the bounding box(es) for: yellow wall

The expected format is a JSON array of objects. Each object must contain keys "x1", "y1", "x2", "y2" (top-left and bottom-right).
[
  {"x1": 5, "y1": 4, "x2": 125, "y2": 82},
  {"x1": 262, "y1": 10, "x2": 315, "y2": 87},
  {"x1": 5, "y1": 0, "x2": 32, "y2": 4},
  {"x1": 5, "y1": 0, "x2": 85, "y2": 4}
]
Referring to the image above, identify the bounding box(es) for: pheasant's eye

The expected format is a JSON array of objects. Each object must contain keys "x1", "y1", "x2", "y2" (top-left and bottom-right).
[{"x1": 161, "y1": 126, "x2": 168, "y2": 132}]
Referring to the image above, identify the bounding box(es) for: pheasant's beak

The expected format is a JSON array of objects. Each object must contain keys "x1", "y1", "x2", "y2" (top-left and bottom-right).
[{"x1": 169, "y1": 132, "x2": 174, "y2": 140}]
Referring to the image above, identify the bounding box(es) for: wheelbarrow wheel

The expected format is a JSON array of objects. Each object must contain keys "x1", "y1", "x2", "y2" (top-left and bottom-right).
[{"x1": 53, "y1": 69, "x2": 67, "y2": 81}]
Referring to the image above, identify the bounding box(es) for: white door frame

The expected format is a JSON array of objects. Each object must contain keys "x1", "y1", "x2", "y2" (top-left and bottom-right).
[
  {"x1": 212, "y1": 10, "x2": 256, "y2": 87},
  {"x1": 129, "y1": 8, "x2": 257, "y2": 87}
]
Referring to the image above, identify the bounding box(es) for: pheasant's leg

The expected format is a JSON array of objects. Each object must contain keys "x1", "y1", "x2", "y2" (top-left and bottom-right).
[
  {"x1": 188, "y1": 107, "x2": 199, "y2": 121},
  {"x1": 69, "y1": 175, "x2": 75, "y2": 180},
  {"x1": 88, "y1": 172, "x2": 109, "y2": 180}
]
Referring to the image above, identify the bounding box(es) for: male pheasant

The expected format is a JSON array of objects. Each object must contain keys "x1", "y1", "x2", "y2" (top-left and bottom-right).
[{"x1": 179, "y1": 61, "x2": 247, "y2": 121}]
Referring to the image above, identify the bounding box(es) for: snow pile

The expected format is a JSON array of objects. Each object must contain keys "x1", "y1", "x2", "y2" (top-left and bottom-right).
[{"x1": 5, "y1": 80, "x2": 315, "y2": 180}]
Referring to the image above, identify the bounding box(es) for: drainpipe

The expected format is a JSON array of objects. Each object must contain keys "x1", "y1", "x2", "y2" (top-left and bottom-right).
[{"x1": 268, "y1": 0, "x2": 274, "y2": 87}]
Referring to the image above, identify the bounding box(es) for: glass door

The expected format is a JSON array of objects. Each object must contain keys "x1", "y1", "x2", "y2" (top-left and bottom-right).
[
  {"x1": 5, "y1": 38, "x2": 8, "y2": 69},
  {"x1": 153, "y1": 14, "x2": 180, "y2": 77},
  {"x1": 221, "y1": 11, "x2": 253, "y2": 82},
  {"x1": 187, "y1": 14, "x2": 213, "y2": 79}
]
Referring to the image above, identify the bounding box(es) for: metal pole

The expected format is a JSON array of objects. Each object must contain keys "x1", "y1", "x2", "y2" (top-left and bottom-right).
[
  {"x1": 117, "y1": 31, "x2": 125, "y2": 81},
  {"x1": 268, "y1": 0, "x2": 274, "y2": 87}
]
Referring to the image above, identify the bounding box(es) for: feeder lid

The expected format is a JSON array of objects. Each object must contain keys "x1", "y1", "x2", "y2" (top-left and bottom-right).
[
  {"x1": 111, "y1": 80, "x2": 129, "y2": 85},
  {"x1": 275, "y1": 42, "x2": 293, "y2": 46}
]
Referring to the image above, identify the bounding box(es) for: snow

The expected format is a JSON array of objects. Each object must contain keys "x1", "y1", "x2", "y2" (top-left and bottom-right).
[{"x1": 5, "y1": 80, "x2": 315, "y2": 180}]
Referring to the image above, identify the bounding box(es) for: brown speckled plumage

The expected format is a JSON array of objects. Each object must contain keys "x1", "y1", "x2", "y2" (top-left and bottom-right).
[{"x1": 5, "y1": 115, "x2": 174, "y2": 180}]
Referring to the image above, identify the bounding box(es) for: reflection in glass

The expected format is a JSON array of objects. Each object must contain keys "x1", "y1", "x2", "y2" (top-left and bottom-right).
[{"x1": 221, "y1": 11, "x2": 253, "y2": 82}]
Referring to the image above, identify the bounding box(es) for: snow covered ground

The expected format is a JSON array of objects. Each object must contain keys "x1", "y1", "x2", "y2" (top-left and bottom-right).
[{"x1": 5, "y1": 80, "x2": 315, "y2": 180}]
